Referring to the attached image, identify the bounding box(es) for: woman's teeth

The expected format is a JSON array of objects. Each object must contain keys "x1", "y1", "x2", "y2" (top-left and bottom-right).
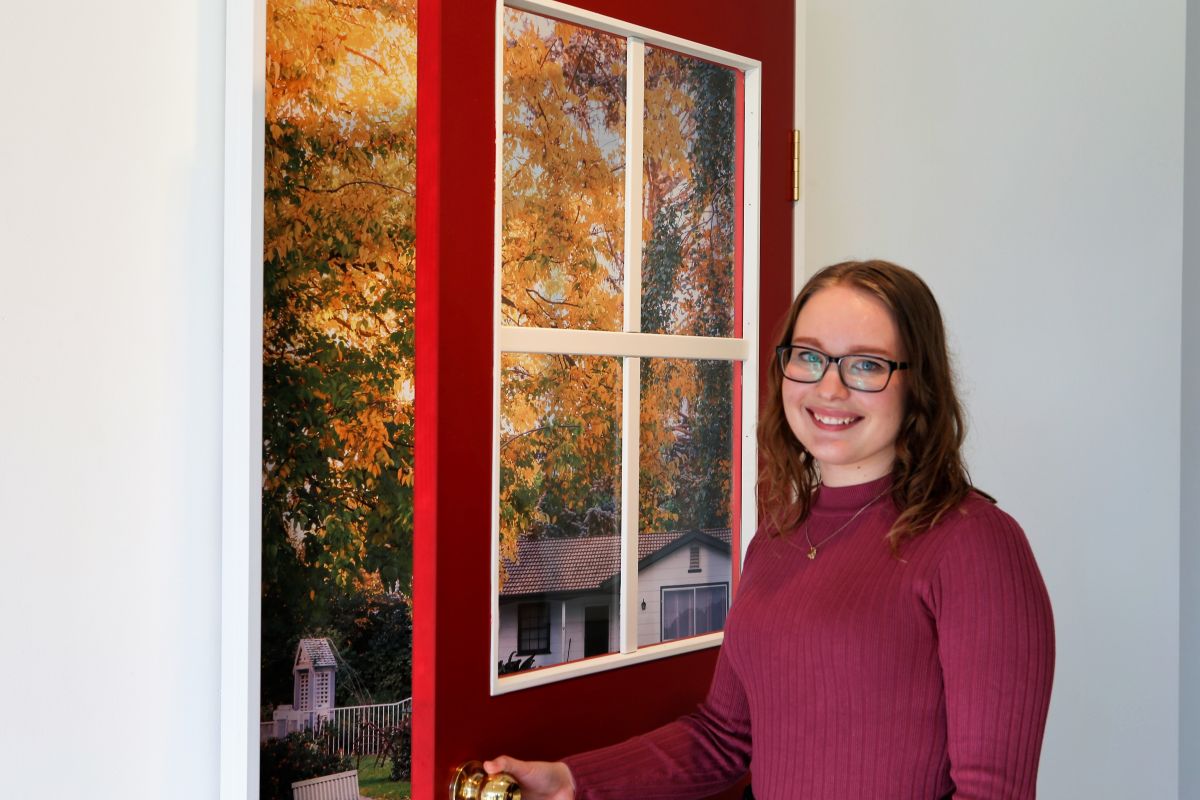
[{"x1": 813, "y1": 412, "x2": 856, "y2": 426}]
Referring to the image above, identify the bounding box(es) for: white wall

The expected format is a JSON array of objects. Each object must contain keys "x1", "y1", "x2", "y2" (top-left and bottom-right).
[
  {"x1": 804, "y1": 2, "x2": 1185, "y2": 797},
  {"x1": 1181, "y1": 1, "x2": 1200, "y2": 795},
  {"x1": 0, "y1": 0, "x2": 225, "y2": 797}
]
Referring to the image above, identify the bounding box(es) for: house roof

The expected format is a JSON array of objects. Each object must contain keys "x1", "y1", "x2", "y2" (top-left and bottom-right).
[
  {"x1": 295, "y1": 637, "x2": 337, "y2": 669},
  {"x1": 500, "y1": 528, "x2": 732, "y2": 597}
]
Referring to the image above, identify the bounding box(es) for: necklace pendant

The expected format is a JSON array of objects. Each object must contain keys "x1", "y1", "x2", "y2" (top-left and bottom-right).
[{"x1": 807, "y1": 546, "x2": 817, "y2": 560}]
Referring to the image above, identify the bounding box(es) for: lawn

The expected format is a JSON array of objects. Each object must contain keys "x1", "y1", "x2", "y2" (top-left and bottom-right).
[{"x1": 355, "y1": 758, "x2": 411, "y2": 800}]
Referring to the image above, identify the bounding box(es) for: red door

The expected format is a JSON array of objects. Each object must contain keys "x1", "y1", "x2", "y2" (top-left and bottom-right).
[{"x1": 415, "y1": 0, "x2": 793, "y2": 796}]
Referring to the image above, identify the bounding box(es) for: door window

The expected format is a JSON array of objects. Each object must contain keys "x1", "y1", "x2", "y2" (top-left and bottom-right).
[{"x1": 493, "y1": 0, "x2": 762, "y2": 693}]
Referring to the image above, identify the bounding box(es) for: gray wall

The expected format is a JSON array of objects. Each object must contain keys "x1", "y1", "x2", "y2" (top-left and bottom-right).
[
  {"x1": 804, "y1": 2, "x2": 1186, "y2": 797},
  {"x1": 0, "y1": 0, "x2": 224, "y2": 797},
  {"x1": 1182, "y1": 2, "x2": 1200, "y2": 796}
]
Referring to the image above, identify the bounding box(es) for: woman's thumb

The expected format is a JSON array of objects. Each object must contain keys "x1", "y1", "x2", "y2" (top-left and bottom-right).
[{"x1": 483, "y1": 755, "x2": 518, "y2": 776}]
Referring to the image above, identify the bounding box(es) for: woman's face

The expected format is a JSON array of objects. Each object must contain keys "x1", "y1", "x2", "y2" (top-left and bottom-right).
[{"x1": 782, "y1": 284, "x2": 906, "y2": 487}]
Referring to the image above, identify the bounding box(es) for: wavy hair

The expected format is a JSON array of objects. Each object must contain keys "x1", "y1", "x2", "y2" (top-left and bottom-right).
[{"x1": 757, "y1": 260, "x2": 990, "y2": 550}]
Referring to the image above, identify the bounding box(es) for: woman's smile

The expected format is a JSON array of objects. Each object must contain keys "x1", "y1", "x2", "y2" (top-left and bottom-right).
[{"x1": 807, "y1": 407, "x2": 863, "y2": 429}]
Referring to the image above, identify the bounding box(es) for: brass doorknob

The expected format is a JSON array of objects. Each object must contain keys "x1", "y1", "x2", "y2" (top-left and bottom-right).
[{"x1": 451, "y1": 760, "x2": 521, "y2": 800}]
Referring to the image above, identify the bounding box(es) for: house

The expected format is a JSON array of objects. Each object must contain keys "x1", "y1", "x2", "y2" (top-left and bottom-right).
[{"x1": 498, "y1": 528, "x2": 732, "y2": 669}]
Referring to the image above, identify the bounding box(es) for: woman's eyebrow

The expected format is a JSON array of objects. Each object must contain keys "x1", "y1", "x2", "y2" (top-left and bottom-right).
[{"x1": 790, "y1": 335, "x2": 895, "y2": 357}]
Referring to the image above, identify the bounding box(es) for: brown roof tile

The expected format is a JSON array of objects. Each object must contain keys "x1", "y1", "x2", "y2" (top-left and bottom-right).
[{"x1": 500, "y1": 528, "x2": 732, "y2": 596}]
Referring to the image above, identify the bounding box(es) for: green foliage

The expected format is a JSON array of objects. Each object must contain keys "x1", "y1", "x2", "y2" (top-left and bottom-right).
[
  {"x1": 497, "y1": 651, "x2": 537, "y2": 674},
  {"x1": 387, "y1": 718, "x2": 412, "y2": 782},
  {"x1": 329, "y1": 591, "x2": 413, "y2": 706},
  {"x1": 358, "y1": 759, "x2": 412, "y2": 800},
  {"x1": 259, "y1": 732, "x2": 352, "y2": 800}
]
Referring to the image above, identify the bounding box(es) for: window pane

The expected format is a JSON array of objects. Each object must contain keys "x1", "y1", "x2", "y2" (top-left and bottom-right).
[
  {"x1": 661, "y1": 588, "x2": 693, "y2": 641},
  {"x1": 502, "y1": 8, "x2": 626, "y2": 331},
  {"x1": 695, "y1": 584, "x2": 728, "y2": 635},
  {"x1": 639, "y1": 358, "x2": 735, "y2": 532},
  {"x1": 498, "y1": 353, "x2": 622, "y2": 674},
  {"x1": 637, "y1": 358, "x2": 734, "y2": 646},
  {"x1": 641, "y1": 45, "x2": 738, "y2": 337},
  {"x1": 518, "y1": 603, "x2": 551, "y2": 654}
]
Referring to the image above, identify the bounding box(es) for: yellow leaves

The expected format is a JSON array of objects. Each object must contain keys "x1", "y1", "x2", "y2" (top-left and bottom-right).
[
  {"x1": 329, "y1": 399, "x2": 395, "y2": 478},
  {"x1": 267, "y1": 0, "x2": 415, "y2": 126},
  {"x1": 502, "y1": 10, "x2": 627, "y2": 333}
]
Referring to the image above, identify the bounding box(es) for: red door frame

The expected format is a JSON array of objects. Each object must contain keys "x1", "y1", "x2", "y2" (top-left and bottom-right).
[{"x1": 415, "y1": 1, "x2": 793, "y2": 796}]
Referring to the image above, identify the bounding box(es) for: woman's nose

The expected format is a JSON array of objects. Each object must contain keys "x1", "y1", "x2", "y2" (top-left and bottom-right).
[{"x1": 816, "y1": 363, "x2": 850, "y2": 398}]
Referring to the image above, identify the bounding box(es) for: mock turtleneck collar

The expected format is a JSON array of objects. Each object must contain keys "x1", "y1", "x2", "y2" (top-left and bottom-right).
[{"x1": 811, "y1": 473, "x2": 894, "y2": 513}]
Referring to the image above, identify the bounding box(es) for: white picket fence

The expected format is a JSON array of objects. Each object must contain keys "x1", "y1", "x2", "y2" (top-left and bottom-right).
[
  {"x1": 329, "y1": 699, "x2": 412, "y2": 755},
  {"x1": 262, "y1": 698, "x2": 411, "y2": 756},
  {"x1": 291, "y1": 769, "x2": 360, "y2": 800}
]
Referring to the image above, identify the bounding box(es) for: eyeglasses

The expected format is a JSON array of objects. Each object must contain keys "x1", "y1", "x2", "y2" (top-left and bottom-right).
[{"x1": 776, "y1": 345, "x2": 908, "y2": 393}]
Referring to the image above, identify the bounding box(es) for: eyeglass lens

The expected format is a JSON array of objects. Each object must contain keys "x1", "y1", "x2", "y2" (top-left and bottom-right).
[{"x1": 779, "y1": 347, "x2": 892, "y2": 391}]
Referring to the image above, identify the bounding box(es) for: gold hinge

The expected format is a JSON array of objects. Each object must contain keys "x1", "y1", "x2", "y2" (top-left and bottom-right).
[{"x1": 791, "y1": 130, "x2": 801, "y2": 201}]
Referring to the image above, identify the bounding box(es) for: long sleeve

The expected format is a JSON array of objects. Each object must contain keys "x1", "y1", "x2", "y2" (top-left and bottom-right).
[
  {"x1": 562, "y1": 621, "x2": 752, "y2": 800},
  {"x1": 926, "y1": 506, "x2": 1056, "y2": 799}
]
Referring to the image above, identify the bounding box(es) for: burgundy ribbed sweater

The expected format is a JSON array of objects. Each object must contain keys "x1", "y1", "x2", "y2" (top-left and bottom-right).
[{"x1": 563, "y1": 476, "x2": 1055, "y2": 799}]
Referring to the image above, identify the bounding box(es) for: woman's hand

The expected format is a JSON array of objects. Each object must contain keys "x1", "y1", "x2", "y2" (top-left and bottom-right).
[{"x1": 483, "y1": 755, "x2": 576, "y2": 800}]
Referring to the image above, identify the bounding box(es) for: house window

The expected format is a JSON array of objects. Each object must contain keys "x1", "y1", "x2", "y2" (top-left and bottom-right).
[
  {"x1": 688, "y1": 544, "x2": 701, "y2": 573},
  {"x1": 518, "y1": 602, "x2": 551, "y2": 654},
  {"x1": 662, "y1": 584, "x2": 728, "y2": 640}
]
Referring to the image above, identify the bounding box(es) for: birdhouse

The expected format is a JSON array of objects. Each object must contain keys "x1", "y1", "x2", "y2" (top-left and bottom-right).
[{"x1": 293, "y1": 637, "x2": 337, "y2": 715}]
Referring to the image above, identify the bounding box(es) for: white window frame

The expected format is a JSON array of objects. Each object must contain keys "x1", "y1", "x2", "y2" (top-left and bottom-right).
[
  {"x1": 221, "y1": 0, "x2": 266, "y2": 796},
  {"x1": 491, "y1": 0, "x2": 762, "y2": 695}
]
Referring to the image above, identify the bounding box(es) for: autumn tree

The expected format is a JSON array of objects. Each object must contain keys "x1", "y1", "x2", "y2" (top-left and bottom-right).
[{"x1": 261, "y1": 0, "x2": 416, "y2": 705}]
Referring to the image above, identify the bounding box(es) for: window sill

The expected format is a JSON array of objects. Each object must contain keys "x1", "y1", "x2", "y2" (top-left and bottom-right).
[{"x1": 492, "y1": 631, "x2": 724, "y2": 695}]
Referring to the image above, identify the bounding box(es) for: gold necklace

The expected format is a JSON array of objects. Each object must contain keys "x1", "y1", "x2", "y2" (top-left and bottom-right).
[{"x1": 802, "y1": 486, "x2": 890, "y2": 560}]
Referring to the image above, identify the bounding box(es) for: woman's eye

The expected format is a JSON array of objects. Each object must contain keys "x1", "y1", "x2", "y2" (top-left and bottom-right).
[
  {"x1": 848, "y1": 357, "x2": 884, "y2": 373},
  {"x1": 795, "y1": 348, "x2": 824, "y2": 364}
]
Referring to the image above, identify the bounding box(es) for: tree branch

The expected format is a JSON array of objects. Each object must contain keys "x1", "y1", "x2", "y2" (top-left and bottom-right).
[
  {"x1": 501, "y1": 424, "x2": 581, "y2": 451},
  {"x1": 525, "y1": 287, "x2": 581, "y2": 308},
  {"x1": 298, "y1": 179, "x2": 413, "y2": 196},
  {"x1": 344, "y1": 46, "x2": 388, "y2": 75}
]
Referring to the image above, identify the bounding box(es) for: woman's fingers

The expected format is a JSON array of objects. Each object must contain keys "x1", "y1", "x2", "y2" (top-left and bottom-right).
[{"x1": 482, "y1": 756, "x2": 575, "y2": 800}]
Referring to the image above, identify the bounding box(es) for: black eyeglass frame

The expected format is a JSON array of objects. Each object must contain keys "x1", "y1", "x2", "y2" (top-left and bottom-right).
[{"x1": 775, "y1": 345, "x2": 909, "y2": 393}]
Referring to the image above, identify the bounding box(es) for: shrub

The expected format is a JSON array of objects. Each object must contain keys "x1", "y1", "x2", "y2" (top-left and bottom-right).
[
  {"x1": 260, "y1": 731, "x2": 352, "y2": 800},
  {"x1": 387, "y1": 717, "x2": 412, "y2": 782}
]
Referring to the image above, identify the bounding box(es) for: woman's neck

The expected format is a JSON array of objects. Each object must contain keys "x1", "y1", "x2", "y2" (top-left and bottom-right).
[{"x1": 819, "y1": 458, "x2": 895, "y2": 488}]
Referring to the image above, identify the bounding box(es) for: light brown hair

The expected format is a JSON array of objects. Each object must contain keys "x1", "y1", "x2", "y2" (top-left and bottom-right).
[{"x1": 757, "y1": 260, "x2": 990, "y2": 549}]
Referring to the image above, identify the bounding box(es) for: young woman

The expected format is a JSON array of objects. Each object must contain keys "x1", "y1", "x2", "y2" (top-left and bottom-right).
[{"x1": 487, "y1": 260, "x2": 1056, "y2": 800}]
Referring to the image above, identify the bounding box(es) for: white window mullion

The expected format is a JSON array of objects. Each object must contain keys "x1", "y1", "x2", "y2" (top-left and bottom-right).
[
  {"x1": 618, "y1": 37, "x2": 645, "y2": 656},
  {"x1": 490, "y1": 0, "x2": 506, "y2": 695},
  {"x1": 619, "y1": 355, "x2": 641, "y2": 654},
  {"x1": 623, "y1": 37, "x2": 645, "y2": 335},
  {"x1": 739, "y1": 66, "x2": 762, "y2": 565},
  {"x1": 499, "y1": 327, "x2": 748, "y2": 361}
]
